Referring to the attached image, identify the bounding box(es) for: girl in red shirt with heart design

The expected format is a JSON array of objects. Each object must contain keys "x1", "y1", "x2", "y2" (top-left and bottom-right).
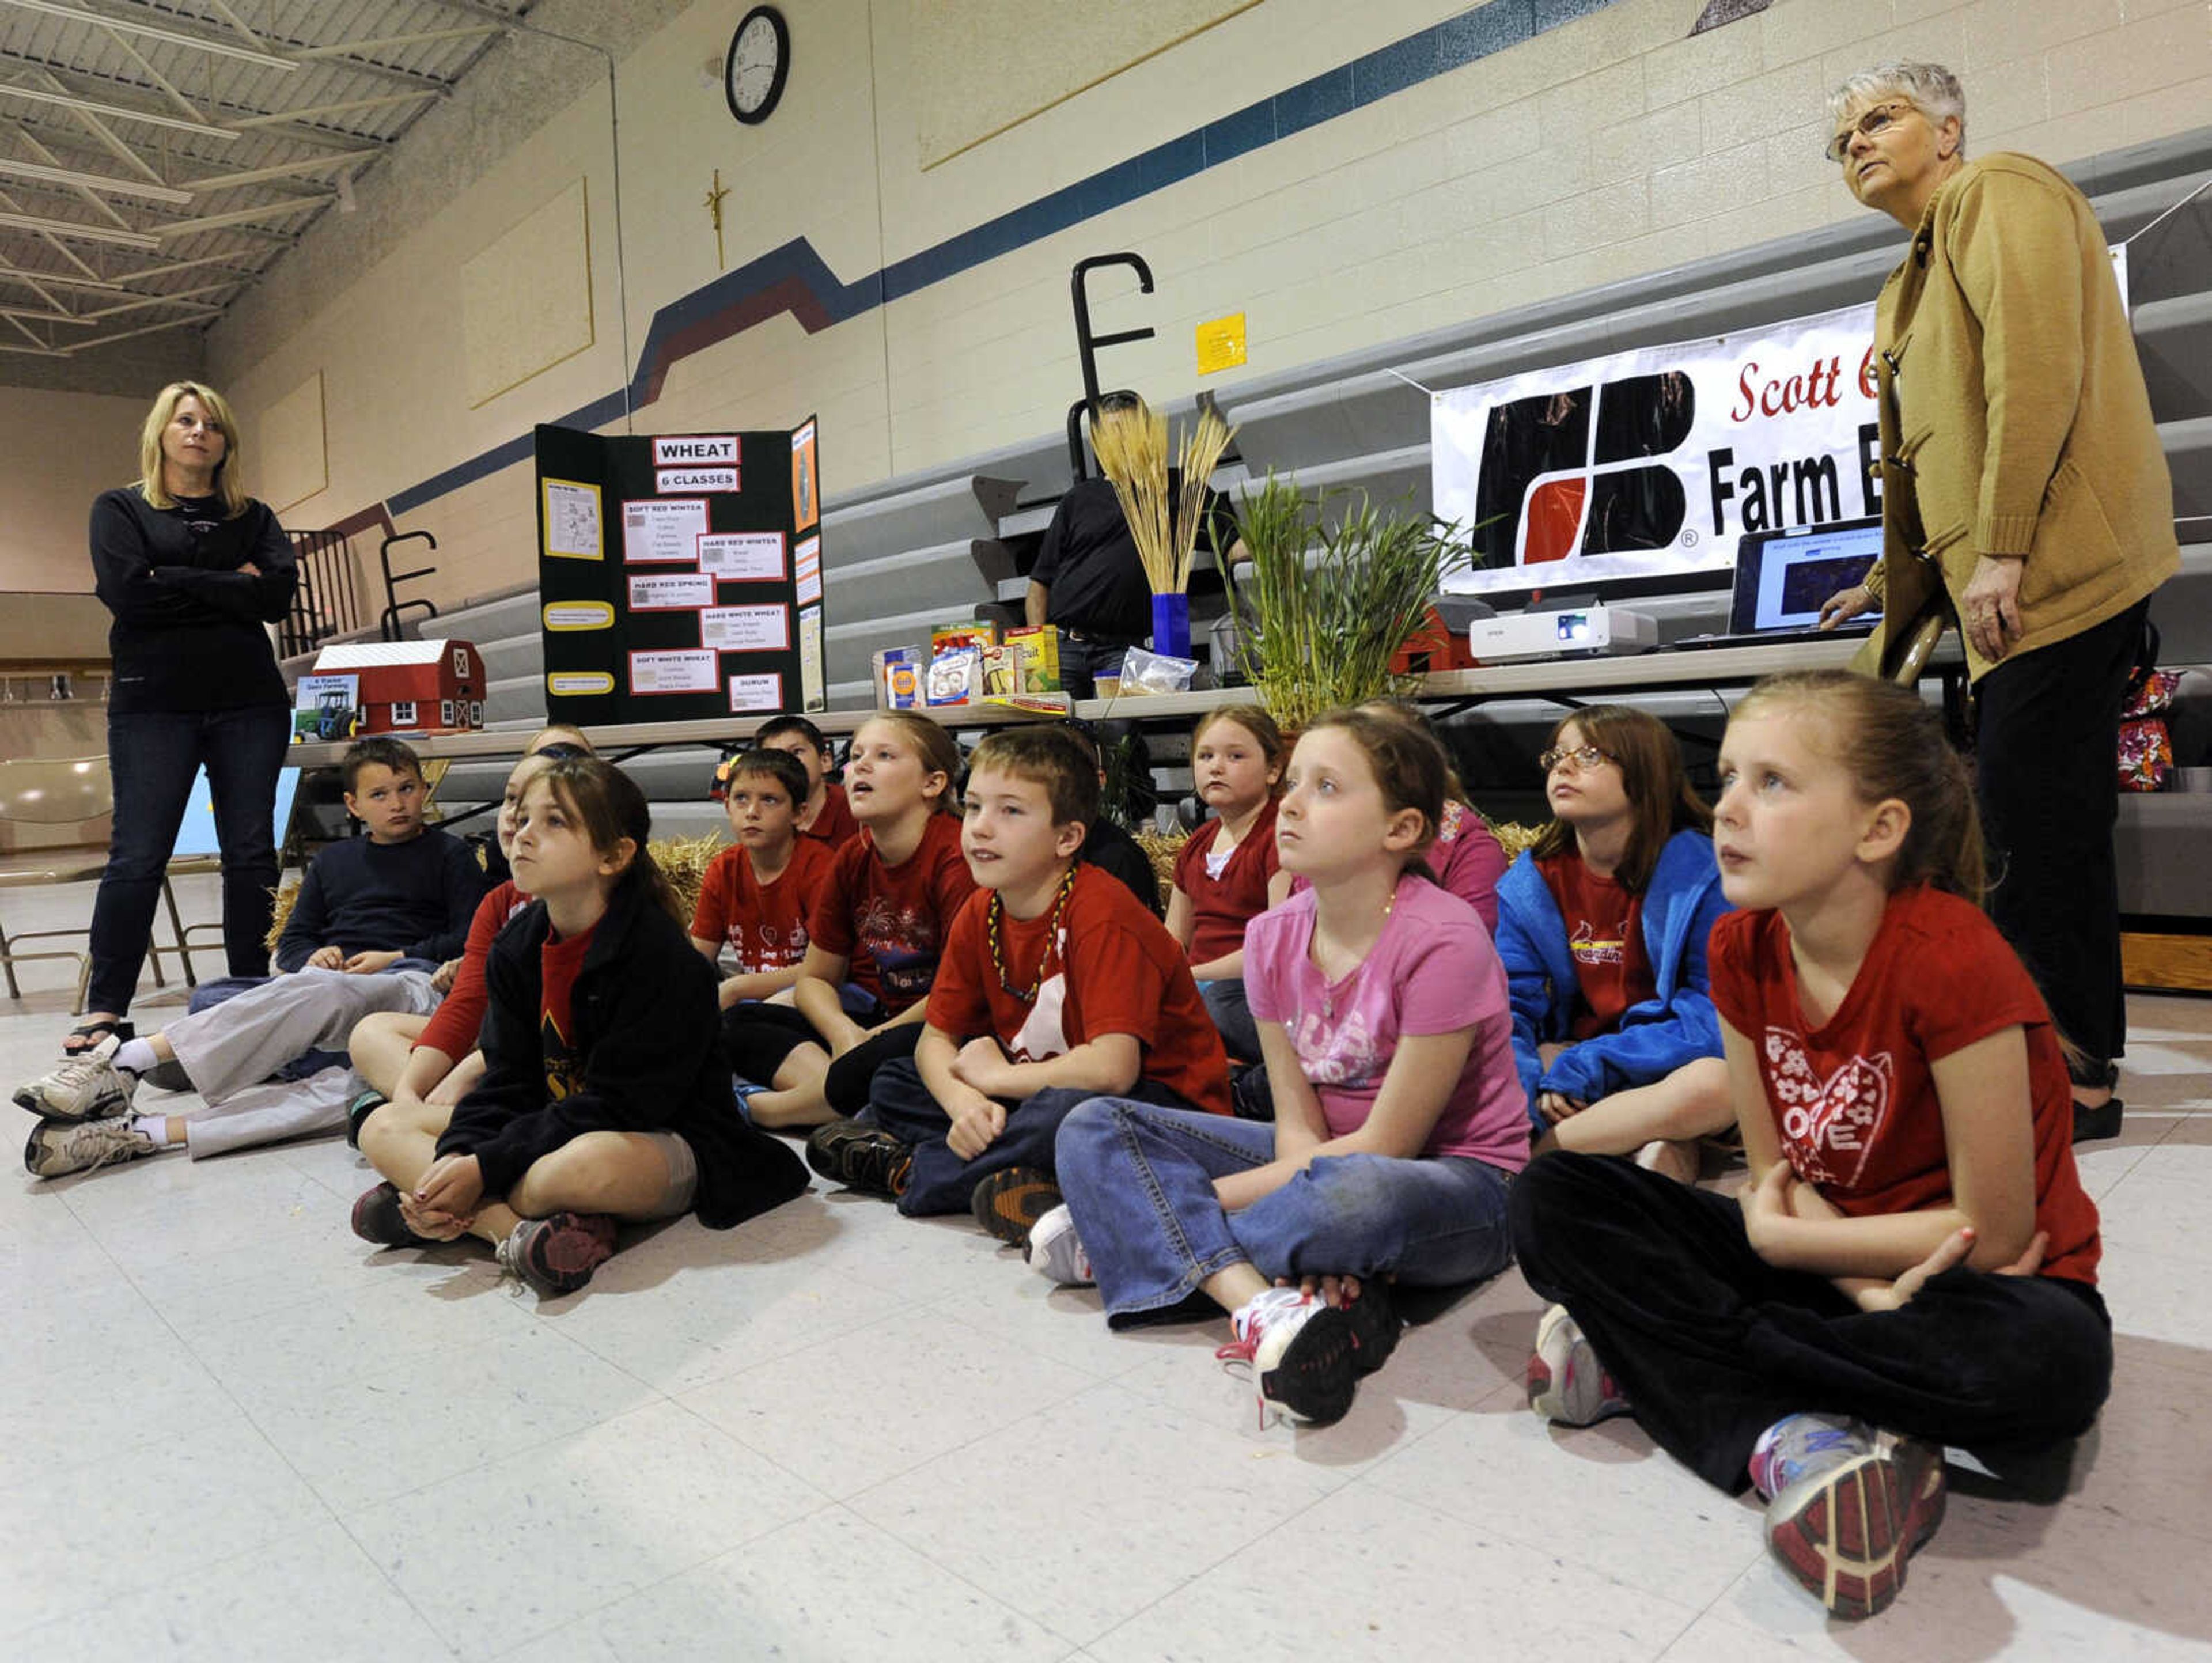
[{"x1": 1509, "y1": 670, "x2": 2108, "y2": 1623}]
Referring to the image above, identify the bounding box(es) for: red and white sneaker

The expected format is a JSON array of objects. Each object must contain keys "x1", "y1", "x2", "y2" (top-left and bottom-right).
[
  {"x1": 1525, "y1": 1304, "x2": 1632, "y2": 1426},
  {"x1": 497, "y1": 1211, "x2": 618, "y2": 1298},
  {"x1": 1760, "y1": 1418, "x2": 1947, "y2": 1620},
  {"x1": 1217, "y1": 1286, "x2": 1357, "y2": 1426}
]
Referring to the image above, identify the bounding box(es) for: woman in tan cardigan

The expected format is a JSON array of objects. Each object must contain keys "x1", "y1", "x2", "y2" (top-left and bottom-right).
[{"x1": 1816, "y1": 62, "x2": 2179, "y2": 1142}]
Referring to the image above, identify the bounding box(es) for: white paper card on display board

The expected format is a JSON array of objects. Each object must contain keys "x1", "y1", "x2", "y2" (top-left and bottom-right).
[
  {"x1": 627, "y1": 649, "x2": 719, "y2": 694},
  {"x1": 623, "y1": 497, "x2": 709, "y2": 562},
  {"x1": 794, "y1": 534, "x2": 823, "y2": 605},
  {"x1": 799, "y1": 605, "x2": 824, "y2": 708},
  {"x1": 628, "y1": 572, "x2": 715, "y2": 611},
  {"x1": 654, "y1": 435, "x2": 738, "y2": 467},
  {"x1": 700, "y1": 603, "x2": 790, "y2": 652},
  {"x1": 656, "y1": 465, "x2": 739, "y2": 493},
  {"x1": 728, "y1": 673, "x2": 783, "y2": 712},
  {"x1": 543, "y1": 479, "x2": 602, "y2": 559},
  {"x1": 699, "y1": 531, "x2": 787, "y2": 581}
]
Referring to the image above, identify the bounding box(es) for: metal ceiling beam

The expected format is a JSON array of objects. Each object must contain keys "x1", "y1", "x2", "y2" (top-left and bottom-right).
[
  {"x1": 0, "y1": 206, "x2": 155, "y2": 247},
  {"x1": 228, "y1": 91, "x2": 435, "y2": 130},
  {"x1": 0, "y1": 257, "x2": 122, "y2": 290},
  {"x1": 76, "y1": 281, "x2": 228, "y2": 318},
  {"x1": 200, "y1": 0, "x2": 271, "y2": 55},
  {"x1": 296, "y1": 26, "x2": 502, "y2": 60},
  {"x1": 0, "y1": 1, "x2": 298, "y2": 71},
  {"x1": 25, "y1": 65, "x2": 169, "y2": 183},
  {"x1": 177, "y1": 150, "x2": 377, "y2": 193},
  {"x1": 97, "y1": 24, "x2": 216, "y2": 128},
  {"x1": 0, "y1": 142, "x2": 188, "y2": 201},
  {"x1": 0, "y1": 300, "x2": 90, "y2": 322},
  {"x1": 153, "y1": 195, "x2": 328, "y2": 237},
  {"x1": 0, "y1": 78, "x2": 237, "y2": 138}
]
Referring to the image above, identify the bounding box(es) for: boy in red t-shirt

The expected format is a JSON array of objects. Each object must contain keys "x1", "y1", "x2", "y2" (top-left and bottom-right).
[
  {"x1": 816, "y1": 726, "x2": 1231, "y2": 1238},
  {"x1": 755, "y1": 714, "x2": 859, "y2": 849},
  {"x1": 690, "y1": 747, "x2": 835, "y2": 1008}
]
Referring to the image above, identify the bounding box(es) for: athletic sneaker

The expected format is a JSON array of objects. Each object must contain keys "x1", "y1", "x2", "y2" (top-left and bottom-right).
[
  {"x1": 344, "y1": 1088, "x2": 388, "y2": 1149},
  {"x1": 1526, "y1": 1304, "x2": 1632, "y2": 1426},
  {"x1": 804, "y1": 1117, "x2": 912, "y2": 1198},
  {"x1": 1340, "y1": 1278, "x2": 1400, "y2": 1377},
  {"x1": 1758, "y1": 1417, "x2": 1947, "y2": 1620},
  {"x1": 970, "y1": 1166, "x2": 1062, "y2": 1248},
  {"x1": 496, "y1": 1211, "x2": 619, "y2": 1298},
  {"x1": 350, "y1": 1181, "x2": 434, "y2": 1249},
  {"x1": 1025, "y1": 1202, "x2": 1093, "y2": 1286},
  {"x1": 1217, "y1": 1286, "x2": 1358, "y2": 1426},
  {"x1": 12, "y1": 1043, "x2": 135, "y2": 1124},
  {"x1": 25, "y1": 1116, "x2": 158, "y2": 1179}
]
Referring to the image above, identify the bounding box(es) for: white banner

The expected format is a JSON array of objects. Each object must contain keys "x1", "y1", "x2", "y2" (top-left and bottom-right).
[{"x1": 1433, "y1": 301, "x2": 1883, "y2": 599}]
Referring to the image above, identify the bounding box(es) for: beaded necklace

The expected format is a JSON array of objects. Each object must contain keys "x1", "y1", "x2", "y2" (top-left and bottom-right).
[{"x1": 987, "y1": 865, "x2": 1078, "y2": 1000}]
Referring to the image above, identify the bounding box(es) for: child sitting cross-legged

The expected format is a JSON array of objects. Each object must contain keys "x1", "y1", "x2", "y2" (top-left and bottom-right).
[
  {"x1": 17, "y1": 736, "x2": 487, "y2": 1177},
  {"x1": 804, "y1": 725, "x2": 1231, "y2": 1230},
  {"x1": 688, "y1": 746, "x2": 836, "y2": 1009},
  {"x1": 354, "y1": 757, "x2": 808, "y2": 1298},
  {"x1": 1037, "y1": 710, "x2": 1528, "y2": 1427}
]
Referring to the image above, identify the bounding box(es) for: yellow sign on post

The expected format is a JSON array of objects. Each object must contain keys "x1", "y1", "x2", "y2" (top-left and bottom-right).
[{"x1": 1195, "y1": 312, "x2": 1248, "y2": 375}]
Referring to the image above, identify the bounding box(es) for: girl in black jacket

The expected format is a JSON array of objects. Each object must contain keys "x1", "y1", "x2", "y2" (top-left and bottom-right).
[{"x1": 354, "y1": 757, "x2": 809, "y2": 1295}]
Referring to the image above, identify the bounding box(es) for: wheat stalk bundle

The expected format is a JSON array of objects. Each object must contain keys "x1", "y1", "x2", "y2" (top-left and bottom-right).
[
  {"x1": 1172, "y1": 404, "x2": 1237, "y2": 593},
  {"x1": 1091, "y1": 400, "x2": 1176, "y2": 594}
]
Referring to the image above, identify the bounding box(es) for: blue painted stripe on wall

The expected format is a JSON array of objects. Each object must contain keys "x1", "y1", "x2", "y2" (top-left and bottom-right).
[{"x1": 382, "y1": 0, "x2": 1616, "y2": 520}]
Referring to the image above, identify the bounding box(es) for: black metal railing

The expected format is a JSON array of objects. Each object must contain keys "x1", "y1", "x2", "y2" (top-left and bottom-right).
[{"x1": 281, "y1": 528, "x2": 363, "y2": 658}]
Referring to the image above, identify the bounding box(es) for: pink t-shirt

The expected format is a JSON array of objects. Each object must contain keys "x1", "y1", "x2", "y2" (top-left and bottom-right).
[{"x1": 1245, "y1": 873, "x2": 1527, "y2": 1171}]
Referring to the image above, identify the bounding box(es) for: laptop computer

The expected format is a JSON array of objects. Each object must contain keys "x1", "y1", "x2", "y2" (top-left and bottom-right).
[
  {"x1": 1674, "y1": 518, "x2": 1884, "y2": 650},
  {"x1": 171, "y1": 764, "x2": 303, "y2": 859}
]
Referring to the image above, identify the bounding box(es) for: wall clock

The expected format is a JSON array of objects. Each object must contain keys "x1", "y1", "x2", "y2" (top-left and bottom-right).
[{"x1": 725, "y1": 6, "x2": 790, "y2": 125}]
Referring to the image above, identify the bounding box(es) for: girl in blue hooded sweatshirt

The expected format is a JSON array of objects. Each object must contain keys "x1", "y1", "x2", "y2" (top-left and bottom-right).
[{"x1": 1494, "y1": 705, "x2": 1732, "y2": 1183}]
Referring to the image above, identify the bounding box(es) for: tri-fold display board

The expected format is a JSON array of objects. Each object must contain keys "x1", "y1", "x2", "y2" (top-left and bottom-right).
[{"x1": 533, "y1": 418, "x2": 825, "y2": 727}]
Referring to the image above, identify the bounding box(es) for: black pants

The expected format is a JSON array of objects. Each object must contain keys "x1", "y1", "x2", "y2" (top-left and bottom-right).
[
  {"x1": 1508, "y1": 1151, "x2": 2112, "y2": 1494},
  {"x1": 88, "y1": 704, "x2": 290, "y2": 1016},
  {"x1": 1976, "y1": 600, "x2": 2149, "y2": 1070},
  {"x1": 719, "y1": 1001, "x2": 919, "y2": 1119}
]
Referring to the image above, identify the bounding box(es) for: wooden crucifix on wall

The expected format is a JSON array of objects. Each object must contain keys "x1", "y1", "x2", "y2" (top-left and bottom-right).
[{"x1": 704, "y1": 168, "x2": 731, "y2": 270}]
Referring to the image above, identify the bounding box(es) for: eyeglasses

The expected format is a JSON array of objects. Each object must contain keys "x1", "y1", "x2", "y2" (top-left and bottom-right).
[
  {"x1": 1824, "y1": 99, "x2": 1915, "y2": 164},
  {"x1": 1539, "y1": 744, "x2": 1615, "y2": 774}
]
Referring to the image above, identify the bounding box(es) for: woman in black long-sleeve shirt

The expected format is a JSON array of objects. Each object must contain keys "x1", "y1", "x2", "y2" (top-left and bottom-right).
[{"x1": 75, "y1": 382, "x2": 297, "y2": 1054}]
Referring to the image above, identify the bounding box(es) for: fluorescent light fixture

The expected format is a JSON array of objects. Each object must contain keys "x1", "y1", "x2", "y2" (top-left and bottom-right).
[
  {"x1": 0, "y1": 156, "x2": 191, "y2": 204},
  {"x1": 0, "y1": 1, "x2": 298, "y2": 71},
  {"x1": 0, "y1": 82, "x2": 238, "y2": 138},
  {"x1": 0, "y1": 210, "x2": 159, "y2": 249}
]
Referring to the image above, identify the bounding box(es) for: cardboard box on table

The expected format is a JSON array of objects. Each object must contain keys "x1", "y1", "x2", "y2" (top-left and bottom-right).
[{"x1": 533, "y1": 417, "x2": 825, "y2": 728}]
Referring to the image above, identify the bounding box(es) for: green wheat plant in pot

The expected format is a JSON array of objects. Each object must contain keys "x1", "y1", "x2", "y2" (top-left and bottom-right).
[{"x1": 1219, "y1": 472, "x2": 1467, "y2": 730}]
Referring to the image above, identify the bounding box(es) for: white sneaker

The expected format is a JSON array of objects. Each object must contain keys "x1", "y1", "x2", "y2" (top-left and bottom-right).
[
  {"x1": 1217, "y1": 1286, "x2": 1356, "y2": 1426},
  {"x1": 25, "y1": 1116, "x2": 158, "y2": 1179},
  {"x1": 12, "y1": 1041, "x2": 135, "y2": 1124},
  {"x1": 1025, "y1": 1203, "x2": 1093, "y2": 1286},
  {"x1": 1526, "y1": 1303, "x2": 1632, "y2": 1426}
]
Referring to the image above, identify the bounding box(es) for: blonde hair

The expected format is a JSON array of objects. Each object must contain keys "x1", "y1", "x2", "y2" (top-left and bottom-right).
[
  {"x1": 137, "y1": 381, "x2": 249, "y2": 517},
  {"x1": 858, "y1": 710, "x2": 963, "y2": 815},
  {"x1": 1733, "y1": 671, "x2": 1985, "y2": 904},
  {"x1": 1827, "y1": 62, "x2": 1967, "y2": 158}
]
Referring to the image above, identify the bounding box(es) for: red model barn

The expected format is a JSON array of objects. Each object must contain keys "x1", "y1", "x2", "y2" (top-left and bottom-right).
[{"x1": 312, "y1": 639, "x2": 486, "y2": 734}]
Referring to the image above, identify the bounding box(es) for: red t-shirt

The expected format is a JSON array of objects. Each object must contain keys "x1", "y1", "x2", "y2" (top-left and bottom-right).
[
  {"x1": 809, "y1": 813, "x2": 978, "y2": 1013},
  {"x1": 927, "y1": 864, "x2": 1232, "y2": 1115},
  {"x1": 1710, "y1": 885, "x2": 2100, "y2": 1286},
  {"x1": 415, "y1": 880, "x2": 529, "y2": 1059},
  {"x1": 801, "y1": 782, "x2": 860, "y2": 849},
  {"x1": 1536, "y1": 852, "x2": 1656, "y2": 1040},
  {"x1": 1173, "y1": 802, "x2": 1281, "y2": 964},
  {"x1": 690, "y1": 836, "x2": 835, "y2": 974},
  {"x1": 539, "y1": 920, "x2": 598, "y2": 1104}
]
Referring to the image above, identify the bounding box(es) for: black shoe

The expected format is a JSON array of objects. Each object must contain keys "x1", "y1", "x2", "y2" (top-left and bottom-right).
[
  {"x1": 804, "y1": 1117, "x2": 912, "y2": 1198},
  {"x1": 2071, "y1": 1097, "x2": 2124, "y2": 1143},
  {"x1": 139, "y1": 1058, "x2": 192, "y2": 1093},
  {"x1": 351, "y1": 1181, "x2": 434, "y2": 1248},
  {"x1": 970, "y1": 1166, "x2": 1062, "y2": 1247},
  {"x1": 1340, "y1": 1278, "x2": 1400, "y2": 1377}
]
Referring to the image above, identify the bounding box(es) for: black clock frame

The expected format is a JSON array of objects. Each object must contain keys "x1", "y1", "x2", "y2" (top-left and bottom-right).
[{"x1": 724, "y1": 5, "x2": 790, "y2": 125}]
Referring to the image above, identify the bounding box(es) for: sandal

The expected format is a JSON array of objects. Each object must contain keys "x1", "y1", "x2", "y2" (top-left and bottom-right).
[{"x1": 61, "y1": 1017, "x2": 133, "y2": 1057}]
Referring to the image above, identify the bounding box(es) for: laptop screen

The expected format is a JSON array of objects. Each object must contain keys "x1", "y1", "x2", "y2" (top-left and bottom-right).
[
  {"x1": 1730, "y1": 519, "x2": 1884, "y2": 635},
  {"x1": 171, "y1": 765, "x2": 302, "y2": 859}
]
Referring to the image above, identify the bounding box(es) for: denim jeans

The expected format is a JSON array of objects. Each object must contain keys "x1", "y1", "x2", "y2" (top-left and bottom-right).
[
  {"x1": 87, "y1": 704, "x2": 291, "y2": 1016},
  {"x1": 1196, "y1": 978, "x2": 1260, "y2": 1063},
  {"x1": 1056, "y1": 634, "x2": 1140, "y2": 699},
  {"x1": 1054, "y1": 1096, "x2": 1517, "y2": 1324},
  {"x1": 864, "y1": 1058, "x2": 1194, "y2": 1217}
]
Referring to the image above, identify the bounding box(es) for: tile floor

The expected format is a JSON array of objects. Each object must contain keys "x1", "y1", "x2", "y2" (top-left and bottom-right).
[{"x1": 3, "y1": 873, "x2": 2209, "y2": 1661}]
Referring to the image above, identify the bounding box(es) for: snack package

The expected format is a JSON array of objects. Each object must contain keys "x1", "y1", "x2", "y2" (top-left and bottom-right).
[
  {"x1": 1003, "y1": 624, "x2": 1062, "y2": 693},
  {"x1": 930, "y1": 620, "x2": 999, "y2": 657},
  {"x1": 980, "y1": 643, "x2": 1025, "y2": 697},
  {"x1": 873, "y1": 646, "x2": 923, "y2": 709},
  {"x1": 925, "y1": 645, "x2": 984, "y2": 707},
  {"x1": 1119, "y1": 646, "x2": 1199, "y2": 696}
]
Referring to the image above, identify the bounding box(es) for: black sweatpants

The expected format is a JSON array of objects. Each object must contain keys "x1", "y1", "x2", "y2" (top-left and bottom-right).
[
  {"x1": 1508, "y1": 1151, "x2": 2112, "y2": 1494},
  {"x1": 720, "y1": 1001, "x2": 921, "y2": 1119},
  {"x1": 1975, "y1": 599, "x2": 2150, "y2": 1071}
]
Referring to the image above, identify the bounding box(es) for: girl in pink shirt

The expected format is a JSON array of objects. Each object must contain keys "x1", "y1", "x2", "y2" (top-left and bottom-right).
[{"x1": 1036, "y1": 708, "x2": 1525, "y2": 1427}]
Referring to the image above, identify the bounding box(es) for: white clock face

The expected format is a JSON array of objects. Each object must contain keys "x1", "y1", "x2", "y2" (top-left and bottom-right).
[{"x1": 729, "y1": 15, "x2": 782, "y2": 115}]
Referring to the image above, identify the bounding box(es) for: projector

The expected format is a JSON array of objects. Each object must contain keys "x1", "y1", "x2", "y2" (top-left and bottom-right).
[{"x1": 1467, "y1": 607, "x2": 1657, "y2": 663}]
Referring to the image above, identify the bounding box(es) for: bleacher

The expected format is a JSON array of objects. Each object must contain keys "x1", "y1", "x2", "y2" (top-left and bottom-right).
[{"x1": 319, "y1": 124, "x2": 2212, "y2": 910}]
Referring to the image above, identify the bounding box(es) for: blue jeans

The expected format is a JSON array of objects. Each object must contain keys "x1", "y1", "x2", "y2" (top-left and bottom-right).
[
  {"x1": 1197, "y1": 978, "x2": 1260, "y2": 1063},
  {"x1": 88, "y1": 704, "x2": 291, "y2": 1016},
  {"x1": 864, "y1": 1058, "x2": 1193, "y2": 1218},
  {"x1": 1054, "y1": 1097, "x2": 1517, "y2": 1324}
]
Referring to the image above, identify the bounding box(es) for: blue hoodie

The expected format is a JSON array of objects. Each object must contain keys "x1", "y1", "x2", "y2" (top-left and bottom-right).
[{"x1": 1494, "y1": 827, "x2": 1729, "y2": 1126}]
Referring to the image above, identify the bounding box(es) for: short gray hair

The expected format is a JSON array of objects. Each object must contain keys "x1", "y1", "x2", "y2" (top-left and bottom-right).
[{"x1": 1827, "y1": 62, "x2": 1967, "y2": 157}]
